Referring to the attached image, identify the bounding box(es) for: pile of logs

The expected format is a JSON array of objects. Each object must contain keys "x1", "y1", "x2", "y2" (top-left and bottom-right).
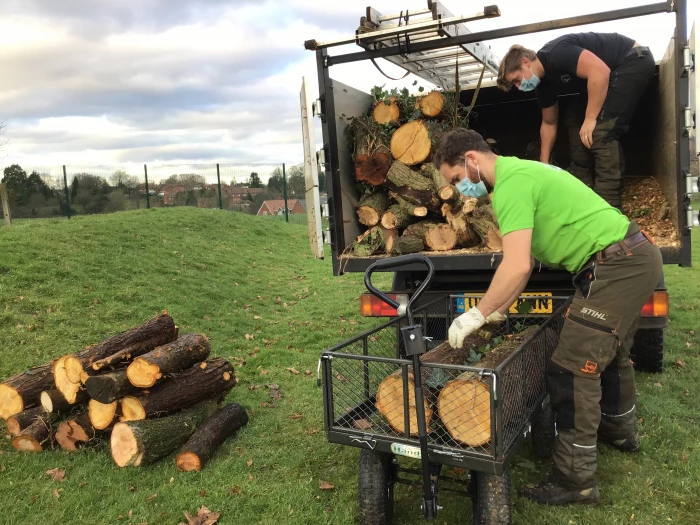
[
  {"x1": 0, "y1": 313, "x2": 248, "y2": 471},
  {"x1": 348, "y1": 88, "x2": 502, "y2": 257}
]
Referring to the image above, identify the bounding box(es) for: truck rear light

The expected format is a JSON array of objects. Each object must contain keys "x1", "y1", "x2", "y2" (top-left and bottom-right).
[
  {"x1": 360, "y1": 293, "x2": 409, "y2": 317},
  {"x1": 640, "y1": 291, "x2": 669, "y2": 318}
]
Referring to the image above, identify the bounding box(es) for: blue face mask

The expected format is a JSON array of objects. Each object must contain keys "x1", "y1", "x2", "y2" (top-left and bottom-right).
[
  {"x1": 455, "y1": 158, "x2": 488, "y2": 198},
  {"x1": 519, "y1": 69, "x2": 540, "y2": 92}
]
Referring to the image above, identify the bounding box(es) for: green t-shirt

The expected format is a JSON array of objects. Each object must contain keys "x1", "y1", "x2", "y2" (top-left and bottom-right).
[{"x1": 491, "y1": 156, "x2": 630, "y2": 273}]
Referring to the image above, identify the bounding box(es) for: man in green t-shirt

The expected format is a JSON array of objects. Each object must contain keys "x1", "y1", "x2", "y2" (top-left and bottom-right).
[{"x1": 434, "y1": 129, "x2": 662, "y2": 506}]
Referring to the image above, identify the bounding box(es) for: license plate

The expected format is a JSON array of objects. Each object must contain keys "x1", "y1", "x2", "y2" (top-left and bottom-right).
[
  {"x1": 390, "y1": 443, "x2": 422, "y2": 459},
  {"x1": 456, "y1": 293, "x2": 553, "y2": 315}
]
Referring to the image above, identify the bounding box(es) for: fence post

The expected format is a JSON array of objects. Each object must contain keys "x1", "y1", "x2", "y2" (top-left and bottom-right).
[
  {"x1": 217, "y1": 164, "x2": 223, "y2": 210},
  {"x1": 283, "y1": 163, "x2": 289, "y2": 223},
  {"x1": 62, "y1": 165, "x2": 71, "y2": 220},
  {"x1": 144, "y1": 164, "x2": 151, "y2": 209},
  {"x1": 0, "y1": 183, "x2": 11, "y2": 226}
]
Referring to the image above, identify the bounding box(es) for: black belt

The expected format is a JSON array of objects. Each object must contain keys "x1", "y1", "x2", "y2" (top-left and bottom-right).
[
  {"x1": 626, "y1": 45, "x2": 650, "y2": 58},
  {"x1": 598, "y1": 231, "x2": 651, "y2": 259}
]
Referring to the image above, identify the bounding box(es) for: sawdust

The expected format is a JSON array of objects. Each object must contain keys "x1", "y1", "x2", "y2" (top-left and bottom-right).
[{"x1": 622, "y1": 176, "x2": 679, "y2": 247}]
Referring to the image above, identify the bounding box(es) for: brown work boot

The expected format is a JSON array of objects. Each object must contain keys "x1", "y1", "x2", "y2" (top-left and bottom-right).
[
  {"x1": 520, "y1": 476, "x2": 600, "y2": 506},
  {"x1": 598, "y1": 435, "x2": 640, "y2": 453}
]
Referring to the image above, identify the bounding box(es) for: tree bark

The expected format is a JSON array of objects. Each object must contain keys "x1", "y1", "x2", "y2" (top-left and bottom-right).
[
  {"x1": 110, "y1": 401, "x2": 217, "y2": 467},
  {"x1": 40, "y1": 389, "x2": 87, "y2": 414},
  {"x1": 84, "y1": 370, "x2": 139, "y2": 404},
  {"x1": 7, "y1": 406, "x2": 47, "y2": 437},
  {"x1": 355, "y1": 151, "x2": 392, "y2": 186},
  {"x1": 386, "y1": 235, "x2": 424, "y2": 255},
  {"x1": 357, "y1": 191, "x2": 389, "y2": 227},
  {"x1": 88, "y1": 399, "x2": 120, "y2": 430},
  {"x1": 11, "y1": 411, "x2": 53, "y2": 451},
  {"x1": 176, "y1": 404, "x2": 249, "y2": 471},
  {"x1": 470, "y1": 204, "x2": 503, "y2": 251},
  {"x1": 404, "y1": 221, "x2": 458, "y2": 251},
  {"x1": 56, "y1": 412, "x2": 100, "y2": 451},
  {"x1": 126, "y1": 333, "x2": 211, "y2": 388},
  {"x1": 438, "y1": 185, "x2": 461, "y2": 206},
  {"x1": 375, "y1": 333, "x2": 491, "y2": 435},
  {"x1": 386, "y1": 184, "x2": 442, "y2": 215},
  {"x1": 386, "y1": 161, "x2": 434, "y2": 192},
  {"x1": 353, "y1": 227, "x2": 385, "y2": 257},
  {"x1": 379, "y1": 227, "x2": 398, "y2": 255},
  {"x1": 441, "y1": 200, "x2": 480, "y2": 248},
  {"x1": 419, "y1": 164, "x2": 448, "y2": 194},
  {"x1": 416, "y1": 91, "x2": 445, "y2": 117},
  {"x1": 121, "y1": 358, "x2": 235, "y2": 421},
  {"x1": 390, "y1": 121, "x2": 432, "y2": 165},
  {"x1": 437, "y1": 326, "x2": 539, "y2": 446},
  {"x1": 373, "y1": 100, "x2": 400, "y2": 124},
  {"x1": 56, "y1": 313, "x2": 177, "y2": 403},
  {"x1": 391, "y1": 195, "x2": 428, "y2": 218},
  {"x1": 380, "y1": 204, "x2": 412, "y2": 230},
  {"x1": 0, "y1": 360, "x2": 58, "y2": 419}
]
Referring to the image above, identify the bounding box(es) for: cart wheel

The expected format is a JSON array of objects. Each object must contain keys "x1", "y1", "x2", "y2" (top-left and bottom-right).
[
  {"x1": 531, "y1": 396, "x2": 555, "y2": 458},
  {"x1": 358, "y1": 450, "x2": 395, "y2": 525},
  {"x1": 471, "y1": 470, "x2": 511, "y2": 525}
]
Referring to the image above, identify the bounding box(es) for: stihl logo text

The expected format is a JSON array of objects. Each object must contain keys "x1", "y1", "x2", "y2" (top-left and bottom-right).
[{"x1": 580, "y1": 308, "x2": 607, "y2": 320}]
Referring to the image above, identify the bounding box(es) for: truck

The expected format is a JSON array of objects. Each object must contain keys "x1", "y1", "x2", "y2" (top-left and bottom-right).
[{"x1": 302, "y1": 0, "x2": 698, "y2": 374}]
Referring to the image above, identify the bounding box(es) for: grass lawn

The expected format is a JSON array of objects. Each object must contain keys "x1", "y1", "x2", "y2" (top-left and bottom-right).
[{"x1": 0, "y1": 207, "x2": 698, "y2": 525}]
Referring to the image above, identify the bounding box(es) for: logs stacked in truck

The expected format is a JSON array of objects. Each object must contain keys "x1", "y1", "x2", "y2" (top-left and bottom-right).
[
  {"x1": 347, "y1": 87, "x2": 501, "y2": 257},
  {"x1": 0, "y1": 314, "x2": 248, "y2": 470}
]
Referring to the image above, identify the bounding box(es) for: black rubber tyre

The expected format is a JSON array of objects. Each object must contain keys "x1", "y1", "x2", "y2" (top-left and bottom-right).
[
  {"x1": 531, "y1": 396, "x2": 555, "y2": 459},
  {"x1": 471, "y1": 469, "x2": 511, "y2": 525},
  {"x1": 358, "y1": 450, "x2": 395, "y2": 525},
  {"x1": 630, "y1": 328, "x2": 665, "y2": 373}
]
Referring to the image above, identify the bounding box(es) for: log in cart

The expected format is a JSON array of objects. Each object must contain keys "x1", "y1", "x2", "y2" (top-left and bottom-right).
[
  {"x1": 303, "y1": 1, "x2": 698, "y2": 523},
  {"x1": 320, "y1": 254, "x2": 566, "y2": 524}
]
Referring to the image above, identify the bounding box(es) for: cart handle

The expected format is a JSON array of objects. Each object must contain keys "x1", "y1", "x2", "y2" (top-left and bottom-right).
[{"x1": 364, "y1": 254, "x2": 435, "y2": 320}]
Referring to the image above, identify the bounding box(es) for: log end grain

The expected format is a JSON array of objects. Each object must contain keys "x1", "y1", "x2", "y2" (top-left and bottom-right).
[
  {"x1": 419, "y1": 91, "x2": 444, "y2": 117},
  {"x1": 0, "y1": 384, "x2": 23, "y2": 419},
  {"x1": 40, "y1": 391, "x2": 54, "y2": 413},
  {"x1": 12, "y1": 435, "x2": 42, "y2": 452},
  {"x1": 357, "y1": 206, "x2": 381, "y2": 227},
  {"x1": 126, "y1": 358, "x2": 160, "y2": 388},
  {"x1": 110, "y1": 423, "x2": 142, "y2": 467},
  {"x1": 373, "y1": 101, "x2": 400, "y2": 124},
  {"x1": 88, "y1": 399, "x2": 118, "y2": 430},
  {"x1": 55, "y1": 421, "x2": 79, "y2": 451},
  {"x1": 375, "y1": 373, "x2": 432, "y2": 436},
  {"x1": 438, "y1": 378, "x2": 491, "y2": 447},
  {"x1": 424, "y1": 224, "x2": 458, "y2": 251},
  {"x1": 390, "y1": 121, "x2": 431, "y2": 166},
  {"x1": 6, "y1": 416, "x2": 20, "y2": 436},
  {"x1": 120, "y1": 397, "x2": 146, "y2": 422},
  {"x1": 54, "y1": 356, "x2": 82, "y2": 404},
  {"x1": 176, "y1": 451, "x2": 202, "y2": 472},
  {"x1": 64, "y1": 356, "x2": 84, "y2": 385}
]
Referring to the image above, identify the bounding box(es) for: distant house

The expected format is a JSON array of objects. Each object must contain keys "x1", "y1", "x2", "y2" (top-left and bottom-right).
[
  {"x1": 257, "y1": 199, "x2": 305, "y2": 216},
  {"x1": 229, "y1": 187, "x2": 264, "y2": 199},
  {"x1": 161, "y1": 185, "x2": 186, "y2": 205}
]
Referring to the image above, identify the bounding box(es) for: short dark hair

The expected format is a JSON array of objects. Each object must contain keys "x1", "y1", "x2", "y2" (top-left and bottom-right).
[{"x1": 433, "y1": 129, "x2": 492, "y2": 168}]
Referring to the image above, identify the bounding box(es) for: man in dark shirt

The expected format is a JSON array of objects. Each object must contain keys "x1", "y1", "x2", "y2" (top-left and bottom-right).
[{"x1": 496, "y1": 33, "x2": 655, "y2": 209}]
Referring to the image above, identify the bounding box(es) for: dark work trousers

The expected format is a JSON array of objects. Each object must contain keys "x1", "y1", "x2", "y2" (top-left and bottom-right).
[
  {"x1": 547, "y1": 222, "x2": 662, "y2": 490},
  {"x1": 563, "y1": 47, "x2": 656, "y2": 208}
]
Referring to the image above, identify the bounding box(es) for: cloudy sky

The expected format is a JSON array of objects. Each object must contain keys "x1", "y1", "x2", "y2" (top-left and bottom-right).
[{"x1": 0, "y1": 0, "x2": 697, "y2": 171}]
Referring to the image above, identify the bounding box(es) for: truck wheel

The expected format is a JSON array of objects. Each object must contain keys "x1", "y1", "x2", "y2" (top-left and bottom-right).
[
  {"x1": 531, "y1": 397, "x2": 555, "y2": 458},
  {"x1": 358, "y1": 450, "x2": 395, "y2": 525},
  {"x1": 630, "y1": 328, "x2": 664, "y2": 373},
  {"x1": 471, "y1": 470, "x2": 511, "y2": 525}
]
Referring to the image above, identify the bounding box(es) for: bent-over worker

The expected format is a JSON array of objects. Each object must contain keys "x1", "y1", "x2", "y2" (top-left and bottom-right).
[
  {"x1": 497, "y1": 33, "x2": 655, "y2": 210},
  {"x1": 435, "y1": 129, "x2": 662, "y2": 505}
]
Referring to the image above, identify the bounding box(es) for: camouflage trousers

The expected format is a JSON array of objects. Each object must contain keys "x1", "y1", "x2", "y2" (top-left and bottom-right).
[
  {"x1": 547, "y1": 222, "x2": 663, "y2": 489},
  {"x1": 564, "y1": 47, "x2": 655, "y2": 208}
]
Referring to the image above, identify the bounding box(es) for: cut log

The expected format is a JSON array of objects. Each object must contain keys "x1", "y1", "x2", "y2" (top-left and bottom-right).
[
  {"x1": 437, "y1": 326, "x2": 539, "y2": 447},
  {"x1": 126, "y1": 333, "x2": 211, "y2": 388},
  {"x1": 373, "y1": 100, "x2": 400, "y2": 124},
  {"x1": 379, "y1": 227, "x2": 398, "y2": 255},
  {"x1": 11, "y1": 411, "x2": 53, "y2": 451},
  {"x1": 176, "y1": 404, "x2": 249, "y2": 471},
  {"x1": 386, "y1": 184, "x2": 442, "y2": 215},
  {"x1": 416, "y1": 91, "x2": 445, "y2": 117},
  {"x1": 56, "y1": 313, "x2": 177, "y2": 402},
  {"x1": 380, "y1": 204, "x2": 412, "y2": 230},
  {"x1": 40, "y1": 389, "x2": 87, "y2": 414},
  {"x1": 88, "y1": 399, "x2": 120, "y2": 430},
  {"x1": 6, "y1": 407, "x2": 47, "y2": 437},
  {"x1": 386, "y1": 235, "x2": 424, "y2": 255},
  {"x1": 375, "y1": 333, "x2": 491, "y2": 436},
  {"x1": 357, "y1": 191, "x2": 389, "y2": 227},
  {"x1": 0, "y1": 360, "x2": 58, "y2": 419},
  {"x1": 110, "y1": 401, "x2": 217, "y2": 467},
  {"x1": 386, "y1": 161, "x2": 434, "y2": 192},
  {"x1": 121, "y1": 358, "x2": 235, "y2": 421},
  {"x1": 84, "y1": 370, "x2": 140, "y2": 404},
  {"x1": 355, "y1": 151, "x2": 393, "y2": 186},
  {"x1": 390, "y1": 195, "x2": 428, "y2": 218},
  {"x1": 353, "y1": 227, "x2": 385, "y2": 257},
  {"x1": 438, "y1": 185, "x2": 461, "y2": 206},
  {"x1": 56, "y1": 412, "x2": 100, "y2": 451},
  {"x1": 441, "y1": 201, "x2": 480, "y2": 248},
  {"x1": 470, "y1": 204, "x2": 503, "y2": 251},
  {"x1": 404, "y1": 221, "x2": 458, "y2": 251},
  {"x1": 420, "y1": 163, "x2": 448, "y2": 194}
]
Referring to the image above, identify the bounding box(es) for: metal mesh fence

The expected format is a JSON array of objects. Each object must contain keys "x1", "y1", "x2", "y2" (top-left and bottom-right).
[
  {"x1": 0, "y1": 162, "x2": 313, "y2": 226},
  {"x1": 322, "y1": 295, "x2": 569, "y2": 462}
]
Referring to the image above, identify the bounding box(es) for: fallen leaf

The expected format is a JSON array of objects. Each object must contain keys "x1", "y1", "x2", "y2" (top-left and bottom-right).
[
  {"x1": 352, "y1": 419, "x2": 373, "y2": 430},
  {"x1": 200, "y1": 490, "x2": 207, "y2": 497},
  {"x1": 1, "y1": 465, "x2": 6, "y2": 472},
  {"x1": 675, "y1": 359, "x2": 686, "y2": 368},
  {"x1": 276, "y1": 297, "x2": 281, "y2": 304},
  {"x1": 228, "y1": 486, "x2": 242, "y2": 495},
  {"x1": 260, "y1": 369, "x2": 268, "y2": 375},
  {"x1": 265, "y1": 383, "x2": 280, "y2": 390},
  {"x1": 306, "y1": 428, "x2": 320, "y2": 435},
  {"x1": 179, "y1": 505, "x2": 221, "y2": 525},
  {"x1": 287, "y1": 367, "x2": 300, "y2": 375},
  {"x1": 45, "y1": 468, "x2": 66, "y2": 482},
  {"x1": 147, "y1": 493, "x2": 158, "y2": 502},
  {"x1": 254, "y1": 316, "x2": 260, "y2": 320},
  {"x1": 335, "y1": 373, "x2": 349, "y2": 383},
  {"x1": 129, "y1": 485, "x2": 136, "y2": 492},
  {"x1": 690, "y1": 330, "x2": 696, "y2": 336},
  {"x1": 78, "y1": 482, "x2": 88, "y2": 488},
  {"x1": 246, "y1": 459, "x2": 253, "y2": 467},
  {"x1": 685, "y1": 341, "x2": 692, "y2": 348},
  {"x1": 290, "y1": 413, "x2": 303, "y2": 420},
  {"x1": 319, "y1": 480, "x2": 335, "y2": 490},
  {"x1": 654, "y1": 383, "x2": 663, "y2": 388},
  {"x1": 52, "y1": 488, "x2": 60, "y2": 499},
  {"x1": 259, "y1": 402, "x2": 276, "y2": 408},
  {"x1": 682, "y1": 455, "x2": 689, "y2": 462},
  {"x1": 269, "y1": 389, "x2": 283, "y2": 401},
  {"x1": 129, "y1": 510, "x2": 133, "y2": 518},
  {"x1": 245, "y1": 334, "x2": 254, "y2": 341},
  {"x1": 305, "y1": 370, "x2": 311, "y2": 375},
  {"x1": 248, "y1": 384, "x2": 261, "y2": 391}
]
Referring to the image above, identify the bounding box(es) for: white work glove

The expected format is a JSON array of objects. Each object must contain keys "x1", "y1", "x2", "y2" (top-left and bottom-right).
[
  {"x1": 448, "y1": 307, "x2": 486, "y2": 348},
  {"x1": 485, "y1": 311, "x2": 507, "y2": 324}
]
